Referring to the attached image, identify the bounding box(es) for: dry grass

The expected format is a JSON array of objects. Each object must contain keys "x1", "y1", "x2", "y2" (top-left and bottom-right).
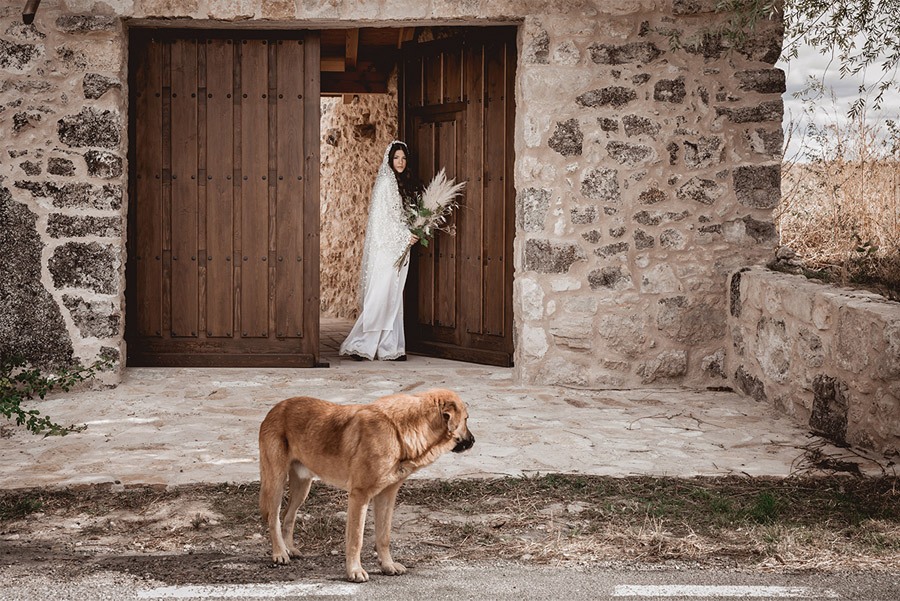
[
  {"x1": 1, "y1": 475, "x2": 898, "y2": 571},
  {"x1": 779, "y1": 103, "x2": 900, "y2": 300}
]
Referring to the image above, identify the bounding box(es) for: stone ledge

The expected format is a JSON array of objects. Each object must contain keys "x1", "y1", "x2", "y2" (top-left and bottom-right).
[{"x1": 727, "y1": 266, "x2": 900, "y2": 456}]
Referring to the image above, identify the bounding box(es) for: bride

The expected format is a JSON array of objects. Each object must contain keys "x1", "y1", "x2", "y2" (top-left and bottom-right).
[{"x1": 339, "y1": 140, "x2": 421, "y2": 361}]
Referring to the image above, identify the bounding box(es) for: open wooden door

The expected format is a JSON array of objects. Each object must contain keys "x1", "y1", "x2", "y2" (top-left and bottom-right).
[
  {"x1": 127, "y1": 30, "x2": 321, "y2": 367},
  {"x1": 400, "y1": 28, "x2": 516, "y2": 366}
]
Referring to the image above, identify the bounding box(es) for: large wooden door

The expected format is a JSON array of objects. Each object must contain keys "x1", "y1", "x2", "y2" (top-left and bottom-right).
[
  {"x1": 127, "y1": 30, "x2": 321, "y2": 367},
  {"x1": 401, "y1": 29, "x2": 516, "y2": 366}
]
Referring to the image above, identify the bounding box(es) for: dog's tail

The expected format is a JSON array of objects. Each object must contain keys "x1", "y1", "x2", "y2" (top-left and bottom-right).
[{"x1": 258, "y1": 413, "x2": 289, "y2": 524}]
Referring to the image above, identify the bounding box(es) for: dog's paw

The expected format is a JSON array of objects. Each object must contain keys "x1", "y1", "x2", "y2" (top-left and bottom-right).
[
  {"x1": 380, "y1": 561, "x2": 407, "y2": 576},
  {"x1": 286, "y1": 545, "x2": 301, "y2": 558},
  {"x1": 271, "y1": 550, "x2": 292, "y2": 565},
  {"x1": 346, "y1": 566, "x2": 369, "y2": 583}
]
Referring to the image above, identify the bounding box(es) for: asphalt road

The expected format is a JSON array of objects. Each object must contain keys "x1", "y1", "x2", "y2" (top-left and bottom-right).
[{"x1": 2, "y1": 561, "x2": 898, "y2": 600}]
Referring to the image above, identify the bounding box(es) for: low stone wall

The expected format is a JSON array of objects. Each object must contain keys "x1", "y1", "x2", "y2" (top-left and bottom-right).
[{"x1": 727, "y1": 266, "x2": 900, "y2": 455}]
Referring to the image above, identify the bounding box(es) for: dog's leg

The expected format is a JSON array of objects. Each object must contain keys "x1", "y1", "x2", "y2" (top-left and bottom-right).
[
  {"x1": 259, "y1": 441, "x2": 292, "y2": 564},
  {"x1": 281, "y1": 464, "x2": 312, "y2": 558},
  {"x1": 345, "y1": 489, "x2": 371, "y2": 582},
  {"x1": 373, "y1": 481, "x2": 406, "y2": 575}
]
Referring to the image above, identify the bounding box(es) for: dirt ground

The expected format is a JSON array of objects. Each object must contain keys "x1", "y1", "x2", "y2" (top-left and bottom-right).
[{"x1": 1, "y1": 475, "x2": 899, "y2": 585}]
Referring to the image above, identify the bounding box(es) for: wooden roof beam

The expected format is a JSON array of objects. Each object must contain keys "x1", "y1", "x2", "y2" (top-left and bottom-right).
[{"x1": 345, "y1": 28, "x2": 359, "y2": 70}]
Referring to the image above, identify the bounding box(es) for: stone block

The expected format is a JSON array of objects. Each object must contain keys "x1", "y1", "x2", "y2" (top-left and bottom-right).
[
  {"x1": 582, "y1": 230, "x2": 602, "y2": 244},
  {"x1": 524, "y1": 239, "x2": 586, "y2": 273},
  {"x1": 15, "y1": 180, "x2": 122, "y2": 210},
  {"x1": 733, "y1": 164, "x2": 780, "y2": 209},
  {"x1": 595, "y1": 241, "x2": 628, "y2": 258},
  {"x1": 735, "y1": 365, "x2": 766, "y2": 402},
  {"x1": 83, "y1": 73, "x2": 121, "y2": 99},
  {"x1": 47, "y1": 214, "x2": 122, "y2": 238},
  {"x1": 654, "y1": 77, "x2": 686, "y2": 103},
  {"x1": 576, "y1": 86, "x2": 636, "y2": 108},
  {"x1": 716, "y1": 100, "x2": 782, "y2": 123},
  {"x1": 55, "y1": 15, "x2": 117, "y2": 33},
  {"x1": 588, "y1": 41, "x2": 662, "y2": 65},
  {"x1": 633, "y1": 229, "x2": 654, "y2": 250},
  {"x1": 580, "y1": 168, "x2": 620, "y2": 202},
  {"x1": 740, "y1": 215, "x2": 777, "y2": 243},
  {"x1": 598, "y1": 313, "x2": 646, "y2": 358},
  {"x1": 641, "y1": 264, "x2": 682, "y2": 294},
  {"x1": 19, "y1": 160, "x2": 41, "y2": 175},
  {"x1": 659, "y1": 228, "x2": 685, "y2": 250},
  {"x1": 810, "y1": 374, "x2": 849, "y2": 445},
  {"x1": 523, "y1": 22, "x2": 549, "y2": 65},
  {"x1": 0, "y1": 38, "x2": 42, "y2": 71},
  {"x1": 756, "y1": 317, "x2": 790, "y2": 383},
  {"x1": 676, "y1": 176, "x2": 723, "y2": 205},
  {"x1": 48, "y1": 241, "x2": 118, "y2": 294},
  {"x1": 521, "y1": 324, "x2": 549, "y2": 358},
  {"x1": 48, "y1": 157, "x2": 76, "y2": 176},
  {"x1": 638, "y1": 187, "x2": 667, "y2": 204},
  {"x1": 622, "y1": 114, "x2": 660, "y2": 138},
  {"x1": 633, "y1": 211, "x2": 661, "y2": 226},
  {"x1": 550, "y1": 313, "x2": 594, "y2": 349},
  {"x1": 517, "y1": 187, "x2": 550, "y2": 233},
  {"x1": 588, "y1": 266, "x2": 633, "y2": 290},
  {"x1": 58, "y1": 107, "x2": 121, "y2": 149},
  {"x1": 747, "y1": 127, "x2": 784, "y2": 157},
  {"x1": 62, "y1": 295, "x2": 120, "y2": 338},
  {"x1": 638, "y1": 350, "x2": 687, "y2": 383},
  {"x1": 518, "y1": 277, "x2": 544, "y2": 321},
  {"x1": 548, "y1": 118, "x2": 582, "y2": 156},
  {"x1": 684, "y1": 136, "x2": 723, "y2": 169},
  {"x1": 736, "y1": 69, "x2": 786, "y2": 94},
  {"x1": 0, "y1": 187, "x2": 73, "y2": 367},
  {"x1": 598, "y1": 117, "x2": 619, "y2": 132},
  {"x1": 570, "y1": 205, "x2": 598, "y2": 225},
  {"x1": 84, "y1": 150, "x2": 123, "y2": 178},
  {"x1": 701, "y1": 349, "x2": 726, "y2": 379},
  {"x1": 606, "y1": 141, "x2": 655, "y2": 166}
]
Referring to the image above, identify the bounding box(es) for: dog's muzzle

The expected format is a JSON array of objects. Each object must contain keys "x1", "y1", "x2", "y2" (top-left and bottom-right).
[{"x1": 452, "y1": 432, "x2": 475, "y2": 453}]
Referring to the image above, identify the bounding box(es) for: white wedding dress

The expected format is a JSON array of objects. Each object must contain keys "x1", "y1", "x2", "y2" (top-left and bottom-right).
[{"x1": 339, "y1": 141, "x2": 413, "y2": 360}]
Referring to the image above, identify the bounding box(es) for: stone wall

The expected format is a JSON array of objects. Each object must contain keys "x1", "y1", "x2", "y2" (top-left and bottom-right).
[
  {"x1": 1, "y1": 1, "x2": 784, "y2": 389},
  {"x1": 320, "y1": 91, "x2": 398, "y2": 319},
  {"x1": 727, "y1": 266, "x2": 900, "y2": 455},
  {"x1": 514, "y1": 2, "x2": 783, "y2": 387},
  {"x1": 1, "y1": 5, "x2": 125, "y2": 379}
]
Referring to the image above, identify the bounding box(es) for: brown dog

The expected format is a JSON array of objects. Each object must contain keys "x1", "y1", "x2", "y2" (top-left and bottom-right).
[{"x1": 258, "y1": 388, "x2": 474, "y2": 582}]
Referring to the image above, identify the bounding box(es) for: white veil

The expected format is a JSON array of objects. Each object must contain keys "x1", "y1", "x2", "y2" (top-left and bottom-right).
[{"x1": 357, "y1": 140, "x2": 412, "y2": 307}]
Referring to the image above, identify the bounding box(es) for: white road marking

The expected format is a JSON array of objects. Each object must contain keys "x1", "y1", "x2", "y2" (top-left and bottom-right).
[
  {"x1": 613, "y1": 585, "x2": 840, "y2": 598},
  {"x1": 137, "y1": 582, "x2": 357, "y2": 598}
]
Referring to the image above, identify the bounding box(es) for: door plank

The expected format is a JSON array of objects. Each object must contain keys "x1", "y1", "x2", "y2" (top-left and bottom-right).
[
  {"x1": 302, "y1": 33, "x2": 321, "y2": 351},
  {"x1": 482, "y1": 41, "x2": 506, "y2": 338},
  {"x1": 414, "y1": 118, "x2": 435, "y2": 326},
  {"x1": 275, "y1": 38, "x2": 305, "y2": 339},
  {"x1": 463, "y1": 42, "x2": 485, "y2": 336},
  {"x1": 134, "y1": 38, "x2": 163, "y2": 338},
  {"x1": 240, "y1": 39, "x2": 269, "y2": 339},
  {"x1": 206, "y1": 38, "x2": 235, "y2": 337},
  {"x1": 435, "y1": 118, "x2": 457, "y2": 328},
  {"x1": 170, "y1": 38, "x2": 200, "y2": 338}
]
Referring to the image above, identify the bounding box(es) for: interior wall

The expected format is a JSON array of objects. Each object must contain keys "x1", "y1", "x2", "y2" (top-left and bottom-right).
[{"x1": 319, "y1": 77, "x2": 398, "y2": 319}]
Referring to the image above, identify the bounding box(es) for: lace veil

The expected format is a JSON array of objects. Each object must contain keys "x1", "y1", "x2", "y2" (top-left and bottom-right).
[{"x1": 358, "y1": 140, "x2": 412, "y2": 305}]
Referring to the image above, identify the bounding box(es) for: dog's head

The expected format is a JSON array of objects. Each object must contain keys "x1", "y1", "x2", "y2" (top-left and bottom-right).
[{"x1": 433, "y1": 389, "x2": 475, "y2": 453}]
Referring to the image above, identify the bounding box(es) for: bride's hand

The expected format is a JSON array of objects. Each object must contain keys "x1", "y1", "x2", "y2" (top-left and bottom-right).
[{"x1": 409, "y1": 234, "x2": 419, "y2": 245}]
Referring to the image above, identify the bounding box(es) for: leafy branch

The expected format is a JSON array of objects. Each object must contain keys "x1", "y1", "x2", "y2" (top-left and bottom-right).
[{"x1": 1, "y1": 355, "x2": 111, "y2": 437}]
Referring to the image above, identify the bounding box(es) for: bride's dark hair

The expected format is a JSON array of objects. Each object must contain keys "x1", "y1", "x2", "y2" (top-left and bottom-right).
[{"x1": 388, "y1": 142, "x2": 423, "y2": 210}]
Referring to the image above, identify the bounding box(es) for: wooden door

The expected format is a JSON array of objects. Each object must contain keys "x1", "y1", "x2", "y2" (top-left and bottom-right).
[
  {"x1": 400, "y1": 29, "x2": 516, "y2": 366},
  {"x1": 127, "y1": 30, "x2": 321, "y2": 367}
]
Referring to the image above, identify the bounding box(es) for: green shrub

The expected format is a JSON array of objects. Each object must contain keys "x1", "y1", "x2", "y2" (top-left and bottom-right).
[{"x1": 0, "y1": 355, "x2": 110, "y2": 436}]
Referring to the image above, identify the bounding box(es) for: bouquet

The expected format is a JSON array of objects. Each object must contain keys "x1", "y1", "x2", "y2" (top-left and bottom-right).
[{"x1": 394, "y1": 168, "x2": 466, "y2": 269}]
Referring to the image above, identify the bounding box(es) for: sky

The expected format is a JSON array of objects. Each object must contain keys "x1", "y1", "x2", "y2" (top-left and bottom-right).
[{"x1": 777, "y1": 37, "x2": 900, "y2": 160}]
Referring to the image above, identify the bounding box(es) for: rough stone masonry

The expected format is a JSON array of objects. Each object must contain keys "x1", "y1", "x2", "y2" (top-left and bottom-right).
[{"x1": 0, "y1": 1, "x2": 784, "y2": 390}]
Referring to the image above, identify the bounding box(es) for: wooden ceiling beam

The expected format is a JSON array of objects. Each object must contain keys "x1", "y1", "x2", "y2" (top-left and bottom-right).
[{"x1": 345, "y1": 28, "x2": 359, "y2": 70}]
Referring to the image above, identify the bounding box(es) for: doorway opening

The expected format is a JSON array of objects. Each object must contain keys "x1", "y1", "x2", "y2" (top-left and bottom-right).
[{"x1": 318, "y1": 26, "x2": 517, "y2": 367}]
